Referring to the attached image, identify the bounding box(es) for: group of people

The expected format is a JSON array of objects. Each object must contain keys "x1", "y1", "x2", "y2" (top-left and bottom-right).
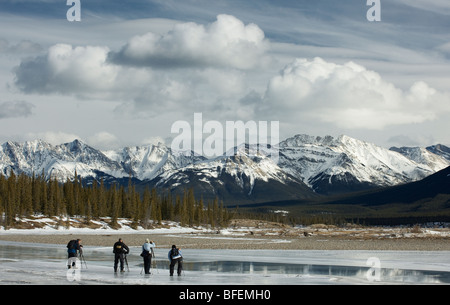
[{"x1": 67, "y1": 238, "x2": 183, "y2": 276}]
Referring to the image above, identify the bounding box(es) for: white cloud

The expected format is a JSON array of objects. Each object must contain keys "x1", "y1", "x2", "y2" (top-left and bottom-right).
[
  {"x1": 258, "y1": 57, "x2": 450, "y2": 130},
  {"x1": 87, "y1": 131, "x2": 120, "y2": 150},
  {"x1": 8, "y1": 9, "x2": 450, "y2": 148},
  {"x1": 140, "y1": 136, "x2": 167, "y2": 146},
  {"x1": 110, "y1": 14, "x2": 270, "y2": 70},
  {"x1": 25, "y1": 131, "x2": 81, "y2": 145},
  {"x1": 12, "y1": 15, "x2": 268, "y2": 117},
  {"x1": 14, "y1": 43, "x2": 153, "y2": 100}
]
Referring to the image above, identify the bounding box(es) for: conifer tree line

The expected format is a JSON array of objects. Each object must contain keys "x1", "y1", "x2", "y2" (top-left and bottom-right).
[{"x1": 0, "y1": 170, "x2": 232, "y2": 230}]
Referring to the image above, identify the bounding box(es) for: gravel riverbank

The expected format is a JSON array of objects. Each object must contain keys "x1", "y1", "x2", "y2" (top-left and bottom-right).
[
  {"x1": 1, "y1": 219, "x2": 449, "y2": 251},
  {"x1": 0, "y1": 232, "x2": 449, "y2": 251}
]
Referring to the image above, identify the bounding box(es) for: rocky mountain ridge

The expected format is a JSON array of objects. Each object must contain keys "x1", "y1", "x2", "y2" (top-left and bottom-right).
[{"x1": 0, "y1": 134, "x2": 448, "y2": 202}]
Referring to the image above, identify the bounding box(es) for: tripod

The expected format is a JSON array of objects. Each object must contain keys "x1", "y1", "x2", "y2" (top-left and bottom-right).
[
  {"x1": 140, "y1": 251, "x2": 158, "y2": 275},
  {"x1": 151, "y1": 248, "x2": 159, "y2": 274},
  {"x1": 79, "y1": 250, "x2": 88, "y2": 269},
  {"x1": 124, "y1": 254, "x2": 130, "y2": 272}
]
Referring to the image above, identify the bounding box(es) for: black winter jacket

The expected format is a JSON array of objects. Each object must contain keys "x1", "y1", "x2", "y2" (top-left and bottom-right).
[{"x1": 113, "y1": 241, "x2": 129, "y2": 254}]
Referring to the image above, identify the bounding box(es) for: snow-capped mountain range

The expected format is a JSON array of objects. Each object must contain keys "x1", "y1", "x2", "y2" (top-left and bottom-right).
[
  {"x1": 0, "y1": 134, "x2": 449, "y2": 203},
  {"x1": 279, "y1": 134, "x2": 449, "y2": 194}
]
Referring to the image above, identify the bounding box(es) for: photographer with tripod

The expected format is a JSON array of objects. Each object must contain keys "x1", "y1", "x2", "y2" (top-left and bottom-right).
[
  {"x1": 113, "y1": 238, "x2": 129, "y2": 273},
  {"x1": 141, "y1": 239, "x2": 156, "y2": 275},
  {"x1": 66, "y1": 239, "x2": 83, "y2": 269},
  {"x1": 168, "y1": 245, "x2": 183, "y2": 276}
]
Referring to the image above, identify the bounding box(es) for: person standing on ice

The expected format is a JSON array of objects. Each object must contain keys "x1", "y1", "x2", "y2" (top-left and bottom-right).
[
  {"x1": 168, "y1": 244, "x2": 183, "y2": 276},
  {"x1": 141, "y1": 239, "x2": 156, "y2": 274},
  {"x1": 66, "y1": 239, "x2": 82, "y2": 269},
  {"x1": 113, "y1": 238, "x2": 129, "y2": 272}
]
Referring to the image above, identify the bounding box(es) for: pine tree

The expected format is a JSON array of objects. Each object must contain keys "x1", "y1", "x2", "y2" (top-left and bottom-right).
[
  {"x1": 18, "y1": 173, "x2": 32, "y2": 216},
  {"x1": 31, "y1": 173, "x2": 41, "y2": 214},
  {"x1": 209, "y1": 201, "x2": 216, "y2": 228},
  {"x1": 5, "y1": 169, "x2": 17, "y2": 227},
  {"x1": 90, "y1": 180, "x2": 99, "y2": 218},
  {"x1": 196, "y1": 196, "x2": 204, "y2": 226},
  {"x1": 0, "y1": 174, "x2": 7, "y2": 223},
  {"x1": 40, "y1": 175, "x2": 48, "y2": 216},
  {"x1": 141, "y1": 187, "x2": 152, "y2": 228},
  {"x1": 174, "y1": 193, "x2": 182, "y2": 222},
  {"x1": 108, "y1": 184, "x2": 119, "y2": 228},
  {"x1": 187, "y1": 188, "x2": 195, "y2": 226},
  {"x1": 64, "y1": 178, "x2": 75, "y2": 216},
  {"x1": 97, "y1": 178, "x2": 107, "y2": 216},
  {"x1": 85, "y1": 198, "x2": 92, "y2": 224},
  {"x1": 180, "y1": 190, "x2": 189, "y2": 226}
]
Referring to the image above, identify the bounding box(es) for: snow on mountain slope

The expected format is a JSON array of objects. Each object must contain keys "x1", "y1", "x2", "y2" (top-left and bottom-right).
[
  {"x1": 0, "y1": 135, "x2": 448, "y2": 198},
  {"x1": 278, "y1": 134, "x2": 450, "y2": 194},
  {"x1": 151, "y1": 144, "x2": 317, "y2": 203},
  {"x1": 426, "y1": 144, "x2": 450, "y2": 162},
  {"x1": 104, "y1": 143, "x2": 205, "y2": 181},
  {"x1": 155, "y1": 145, "x2": 292, "y2": 193},
  {"x1": 390, "y1": 146, "x2": 449, "y2": 172},
  {"x1": 0, "y1": 139, "x2": 126, "y2": 181}
]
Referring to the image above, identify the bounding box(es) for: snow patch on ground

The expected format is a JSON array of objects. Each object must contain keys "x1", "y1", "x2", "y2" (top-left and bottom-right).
[{"x1": 1, "y1": 216, "x2": 449, "y2": 241}]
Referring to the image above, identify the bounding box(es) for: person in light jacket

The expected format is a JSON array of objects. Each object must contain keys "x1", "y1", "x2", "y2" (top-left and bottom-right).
[
  {"x1": 141, "y1": 239, "x2": 156, "y2": 274},
  {"x1": 168, "y1": 244, "x2": 183, "y2": 276}
]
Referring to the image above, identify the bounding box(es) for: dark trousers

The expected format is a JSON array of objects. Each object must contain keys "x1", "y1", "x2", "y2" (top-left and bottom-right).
[
  {"x1": 114, "y1": 253, "x2": 125, "y2": 272},
  {"x1": 170, "y1": 258, "x2": 183, "y2": 276},
  {"x1": 67, "y1": 252, "x2": 77, "y2": 268},
  {"x1": 143, "y1": 255, "x2": 152, "y2": 274}
]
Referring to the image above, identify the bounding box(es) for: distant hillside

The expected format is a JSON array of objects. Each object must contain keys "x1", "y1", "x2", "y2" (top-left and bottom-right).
[
  {"x1": 320, "y1": 166, "x2": 450, "y2": 206},
  {"x1": 237, "y1": 166, "x2": 450, "y2": 225}
]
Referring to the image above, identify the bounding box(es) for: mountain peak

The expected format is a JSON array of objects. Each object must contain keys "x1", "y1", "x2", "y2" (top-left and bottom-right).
[
  {"x1": 426, "y1": 144, "x2": 450, "y2": 162},
  {"x1": 280, "y1": 134, "x2": 335, "y2": 147},
  {"x1": 0, "y1": 134, "x2": 449, "y2": 200},
  {"x1": 65, "y1": 138, "x2": 86, "y2": 147},
  {"x1": 277, "y1": 133, "x2": 450, "y2": 194}
]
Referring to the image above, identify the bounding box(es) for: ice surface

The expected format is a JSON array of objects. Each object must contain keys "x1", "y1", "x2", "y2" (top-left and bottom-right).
[{"x1": 1, "y1": 240, "x2": 449, "y2": 285}]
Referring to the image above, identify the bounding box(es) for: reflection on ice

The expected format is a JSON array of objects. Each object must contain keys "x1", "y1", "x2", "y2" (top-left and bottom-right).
[
  {"x1": 181, "y1": 260, "x2": 450, "y2": 284},
  {"x1": 0, "y1": 241, "x2": 449, "y2": 285}
]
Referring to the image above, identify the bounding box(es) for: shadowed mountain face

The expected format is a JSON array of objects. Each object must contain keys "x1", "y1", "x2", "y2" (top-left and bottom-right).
[{"x1": 320, "y1": 166, "x2": 450, "y2": 206}]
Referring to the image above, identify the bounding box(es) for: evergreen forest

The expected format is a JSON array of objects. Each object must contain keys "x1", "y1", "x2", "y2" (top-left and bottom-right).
[{"x1": 0, "y1": 170, "x2": 232, "y2": 230}]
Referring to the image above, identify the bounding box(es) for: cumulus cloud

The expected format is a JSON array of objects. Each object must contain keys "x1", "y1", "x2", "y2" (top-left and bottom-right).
[
  {"x1": 109, "y1": 14, "x2": 270, "y2": 70},
  {"x1": 258, "y1": 57, "x2": 450, "y2": 130},
  {"x1": 13, "y1": 14, "x2": 266, "y2": 115},
  {"x1": 14, "y1": 43, "x2": 153, "y2": 100},
  {"x1": 0, "y1": 101, "x2": 34, "y2": 119},
  {"x1": 13, "y1": 25, "x2": 258, "y2": 118},
  {"x1": 12, "y1": 15, "x2": 449, "y2": 134}
]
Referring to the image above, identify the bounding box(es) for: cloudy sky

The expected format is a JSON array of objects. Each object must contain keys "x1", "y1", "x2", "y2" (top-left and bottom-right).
[{"x1": 0, "y1": 0, "x2": 449, "y2": 151}]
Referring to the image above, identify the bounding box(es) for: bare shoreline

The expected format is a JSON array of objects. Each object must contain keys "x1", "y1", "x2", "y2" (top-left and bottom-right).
[
  {"x1": 1, "y1": 219, "x2": 449, "y2": 251},
  {"x1": 1, "y1": 232, "x2": 449, "y2": 251}
]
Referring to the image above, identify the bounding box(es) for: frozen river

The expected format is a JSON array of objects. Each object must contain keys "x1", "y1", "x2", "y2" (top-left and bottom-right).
[{"x1": 0, "y1": 240, "x2": 449, "y2": 285}]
